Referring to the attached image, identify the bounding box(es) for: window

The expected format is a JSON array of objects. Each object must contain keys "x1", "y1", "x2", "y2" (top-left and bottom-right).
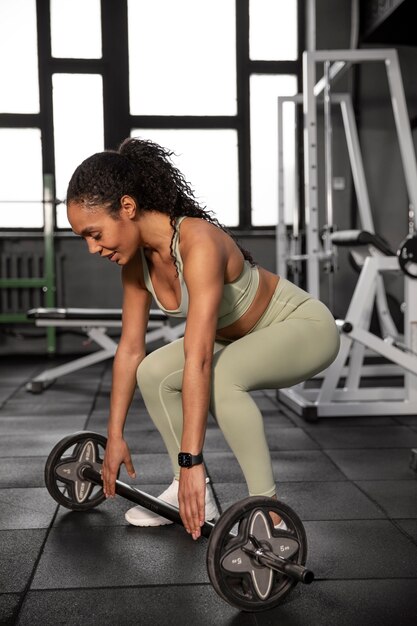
[
  {"x1": 0, "y1": 1, "x2": 300, "y2": 230},
  {"x1": 50, "y1": 0, "x2": 102, "y2": 59},
  {"x1": 0, "y1": 129, "x2": 43, "y2": 227},
  {"x1": 128, "y1": 0, "x2": 236, "y2": 116},
  {"x1": 132, "y1": 129, "x2": 239, "y2": 225},
  {"x1": 249, "y1": 0, "x2": 298, "y2": 60},
  {"x1": 53, "y1": 74, "x2": 104, "y2": 228},
  {"x1": 250, "y1": 75, "x2": 298, "y2": 225},
  {"x1": 0, "y1": 0, "x2": 39, "y2": 113}
]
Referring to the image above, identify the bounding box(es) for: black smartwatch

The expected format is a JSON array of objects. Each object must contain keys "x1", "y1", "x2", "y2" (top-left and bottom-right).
[{"x1": 178, "y1": 451, "x2": 204, "y2": 468}]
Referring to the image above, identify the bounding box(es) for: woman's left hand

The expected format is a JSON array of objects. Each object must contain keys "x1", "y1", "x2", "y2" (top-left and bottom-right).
[{"x1": 178, "y1": 464, "x2": 206, "y2": 540}]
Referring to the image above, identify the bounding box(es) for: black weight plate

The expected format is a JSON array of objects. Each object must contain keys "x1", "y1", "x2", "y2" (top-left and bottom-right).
[
  {"x1": 45, "y1": 431, "x2": 108, "y2": 511},
  {"x1": 398, "y1": 235, "x2": 417, "y2": 278},
  {"x1": 206, "y1": 496, "x2": 308, "y2": 612}
]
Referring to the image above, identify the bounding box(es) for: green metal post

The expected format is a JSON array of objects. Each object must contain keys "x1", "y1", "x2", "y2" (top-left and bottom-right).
[{"x1": 43, "y1": 174, "x2": 57, "y2": 354}]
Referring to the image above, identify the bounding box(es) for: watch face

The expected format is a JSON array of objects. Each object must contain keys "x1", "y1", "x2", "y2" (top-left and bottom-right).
[{"x1": 178, "y1": 453, "x2": 192, "y2": 467}]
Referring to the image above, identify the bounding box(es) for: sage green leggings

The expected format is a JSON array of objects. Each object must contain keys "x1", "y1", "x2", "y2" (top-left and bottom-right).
[{"x1": 136, "y1": 278, "x2": 340, "y2": 497}]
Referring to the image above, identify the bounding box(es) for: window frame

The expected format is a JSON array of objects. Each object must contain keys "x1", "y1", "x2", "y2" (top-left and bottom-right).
[{"x1": 0, "y1": 0, "x2": 303, "y2": 233}]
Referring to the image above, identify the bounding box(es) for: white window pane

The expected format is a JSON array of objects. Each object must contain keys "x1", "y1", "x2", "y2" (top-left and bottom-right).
[
  {"x1": 53, "y1": 74, "x2": 104, "y2": 228},
  {"x1": 249, "y1": 0, "x2": 298, "y2": 61},
  {"x1": 51, "y1": 0, "x2": 102, "y2": 58},
  {"x1": 0, "y1": 129, "x2": 43, "y2": 227},
  {"x1": 0, "y1": 0, "x2": 39, "y2": 113},
  {"x1": 280, "y1": 101, "x2": 298, "y2": 225},
  {"x1": 250, "y1": 75, "x2": 298, "y2": 226},
  {"x1": 128, "y1": 0, "x2": 236, "y2": 115},
  {"x1": 131, "y1": 129, "x2": 239, "y2": 226}
]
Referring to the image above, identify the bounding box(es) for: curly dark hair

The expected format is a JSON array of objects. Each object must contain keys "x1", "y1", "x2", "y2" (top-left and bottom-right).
[{"x1": 66, "y1": 137, "x2": 255, "y2": 272}]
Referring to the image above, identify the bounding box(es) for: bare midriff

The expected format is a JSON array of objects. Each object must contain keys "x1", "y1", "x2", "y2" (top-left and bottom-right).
[{"x1": 216, "y1": 267, "x2": 279, "y2": 341}]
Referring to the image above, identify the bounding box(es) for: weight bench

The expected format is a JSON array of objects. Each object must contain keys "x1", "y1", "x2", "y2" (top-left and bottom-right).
[{"x1": 26, "y1": 307, "x2": 185, "y2": 393}]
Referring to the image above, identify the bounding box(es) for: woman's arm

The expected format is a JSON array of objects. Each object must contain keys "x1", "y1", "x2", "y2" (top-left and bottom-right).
[
  {"x1": 102, "y1": 257, "x2": 152, "y2": 497},
  {"x1": 179, "y1": 228, "x2": 227, "y2": 538}
]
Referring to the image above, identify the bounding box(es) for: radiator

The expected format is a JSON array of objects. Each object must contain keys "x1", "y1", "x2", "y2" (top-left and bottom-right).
[{"x1": 0, "y1": 251, "x2": 64, "y2": 316}]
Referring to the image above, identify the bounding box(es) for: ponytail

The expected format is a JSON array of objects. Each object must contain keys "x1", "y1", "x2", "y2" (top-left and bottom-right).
[{"x1": 67, "y1": 136, "x2": 255, "y2": 269}]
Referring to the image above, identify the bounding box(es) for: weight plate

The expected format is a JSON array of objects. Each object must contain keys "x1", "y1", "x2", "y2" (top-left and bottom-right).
[
  {"x1": 398, "y1": 235, "x2": 417, "y2": 279},
  {"x1": 206, "y1": 496, "x2": 308, "y2": 612},
  {"x1": 45, "y1": 431, "x2": 108, "y2": 511}
]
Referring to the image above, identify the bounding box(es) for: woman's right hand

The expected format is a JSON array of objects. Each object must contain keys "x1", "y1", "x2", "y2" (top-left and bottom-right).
[{"x1": 102, "y1": 436, "x2": 136, "y2": 498}]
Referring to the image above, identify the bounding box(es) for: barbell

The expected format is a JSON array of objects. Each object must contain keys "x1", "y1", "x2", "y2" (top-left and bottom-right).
[{"x1": 45, "y1": 431, "x2": 314, "y2": 612}]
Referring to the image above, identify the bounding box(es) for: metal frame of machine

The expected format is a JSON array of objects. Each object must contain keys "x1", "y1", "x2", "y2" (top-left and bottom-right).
[{"x1": 277, "y1": 49, "x2": 417, "y2": 419}]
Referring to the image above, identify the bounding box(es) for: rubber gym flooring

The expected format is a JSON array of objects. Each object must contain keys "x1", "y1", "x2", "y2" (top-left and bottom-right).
[{"x1": 1, "y1": 355, "x2": 417, "y2": 625}]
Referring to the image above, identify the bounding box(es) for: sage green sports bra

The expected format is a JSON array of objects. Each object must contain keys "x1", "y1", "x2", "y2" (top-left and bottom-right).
[{"x1": 140, "y1": 217, "x2": 260, "y2": 330}]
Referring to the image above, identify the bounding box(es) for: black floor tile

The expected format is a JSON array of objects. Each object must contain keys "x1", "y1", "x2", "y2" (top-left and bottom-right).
[
  {"x1": 0, "y1": 529, "x2": 47, "y2": 593},
  {"x1": 394, "y1": 415, "x2": 417, "y2": 427},
  {"x1": 213, "y1": 481, "x2": 384, "y2": 521},
  {"x1": 307, "y1": 426, "x2": 417, "y2": 449},
  {"x1": 305, "y1": 520, "x2": 417, "y2": 579},
  {"x1": 3, "y1": 401, "x2": 92, "y2": 417},
  {"x1": 205, "y1": 450, "x2": 347, "y2": 484},
  {"x1": 259, "y1": 411, "x2": 295, "y2": 426},
  {"x1": 0, "y1": 488, "x2": 58, "y2": 530},
  {"x1": 0, "y1": 458, "x2": 47, "y2": 488},
  {"x1": 212, "y1": 483, "x2": 250, "y2": 513},
  {"x1": 203, "y1": 428, "x2": 232, "y2": 452},
  {"x1": 125, "y1": 430, "x2": 169, "y2": 454},
  {"x1": 87, "y1": 409, "x2": 155, "y2": 432},
  {"x1": 254, "y1": 580, "x2": 417, "y2": 626},
  {"x1": 264, "y1": 428, "x2": 319, "y2": 451},
  {"x1": 83, "y1": 413, "x2": 108, "y2": 428},
  {"x1": 129, "y1": 454, "x2": 174, "y2": 484},
  {"x1": 204, "y1": 452, "x2": 248, "y2": 484},
  {"x1": 304, "y1": 416, "x2": 398, "y2": 428},
  {"x1": 326, "y1": 449, "x2": 416, "y2": 480},
  {"x1": 0, "y1": 360, "x2": 43, "y2": 379},
  {"x1": 17, "y1": 586, "x2": 253, "y2": 626},
  {"x1": 395, "y1": 519, "x2": 417, "y2": 542},
  {"x1": 31, "y1": 526, "x2": 209, "y2": 590},
  {"x1": 355, "y1": 480, "x2": 417, "y2": 518},
  {"x1": 249, "y1": 394, "x2": 279, "y2": 411},
  {"x1": 53, "y1": 500, "x2": 128, "y2": 530},
  {"x1": 0, "y1": 433, "x2": 75, "y2": 458},
  {"x1": 0, "y1": 593, "x2": 20, "y2": 625},
  {"x1": 270, "y1": 451, "x2": 347, "y2": 482},
  {"x1": 0, "y1": 415, "x2": 87, "y2": 435},
  {"x1": 0, "y1": 388, "x2": 17, "y2": 405},
  {"x1": 89, "y1": 398, "x2": 111, "y2": 412}
]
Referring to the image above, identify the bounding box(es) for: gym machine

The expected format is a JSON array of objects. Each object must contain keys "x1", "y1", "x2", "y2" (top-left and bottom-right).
[
  {"x1": 277, "y1": 91, "x2": 401, "y2": 364},
  {"x1": 277, "y1": 49, "x2": 417, "y2": 420},
  {"x1": 45, "y1": 431, "x2": 314, "y2": 612}
]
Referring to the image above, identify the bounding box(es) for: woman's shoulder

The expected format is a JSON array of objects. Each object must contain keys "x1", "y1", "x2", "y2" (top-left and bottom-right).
[
  {"x1": 180, "y1": 215, "x2": 228, "y2": 243},
  {"x1": 179, "y1": 216, "x2": 242, "y2": 276}
]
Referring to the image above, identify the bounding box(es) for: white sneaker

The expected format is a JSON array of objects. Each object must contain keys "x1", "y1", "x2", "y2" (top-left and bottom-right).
[
  {"x1": 274, "y1": 518, "x2": 288, "y2": 531},
  {"x1": 125, "y1": 477, "x2": 218, "y2": 527}
]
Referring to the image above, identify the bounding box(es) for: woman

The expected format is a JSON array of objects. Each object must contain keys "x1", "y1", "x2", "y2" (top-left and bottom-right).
[{"x1": 66, "y1": 137, "x2": 340, "y2": 541}]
